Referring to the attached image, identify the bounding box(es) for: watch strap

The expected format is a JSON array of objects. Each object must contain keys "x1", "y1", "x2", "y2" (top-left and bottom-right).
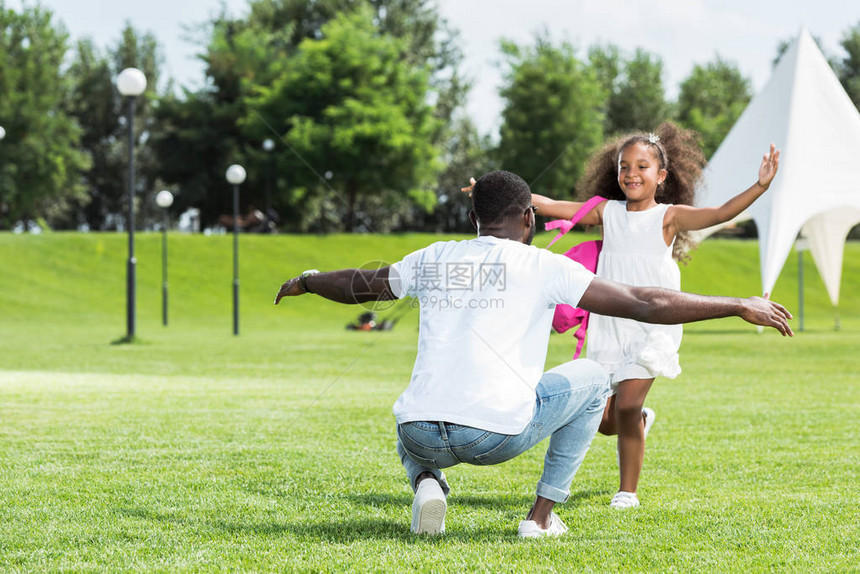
[{"x1": 300, "y1": 269, "x2": 319, "y2": 293}]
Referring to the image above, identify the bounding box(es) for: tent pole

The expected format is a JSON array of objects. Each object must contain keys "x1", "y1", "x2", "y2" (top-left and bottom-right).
[{"x1": 798, "y1": 248, "x2": 805, "y2": 332}]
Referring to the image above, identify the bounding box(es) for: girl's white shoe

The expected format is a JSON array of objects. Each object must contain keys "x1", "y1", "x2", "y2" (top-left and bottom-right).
[
  {"x1": 610, "y1": 491, "x2": 640, "y2": 509},
  {"x1": 642, "y1": 407, "x2": 656, "y2": 438}
]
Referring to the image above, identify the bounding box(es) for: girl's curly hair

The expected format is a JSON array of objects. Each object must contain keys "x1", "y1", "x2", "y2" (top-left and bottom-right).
[{"x1": 578, "y1": 122, "x2": 707, "y2": 262}]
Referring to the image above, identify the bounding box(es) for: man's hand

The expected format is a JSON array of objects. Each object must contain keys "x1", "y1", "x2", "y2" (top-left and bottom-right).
[
  {"x1": 274, "y1": 277, "x2": 305, "y2": 305},
  {"x1": 739, "y1": 295, "x2": 794, "y2": 336},
  {"x1": 580, "y1": 278, "x2": 795, "y2": 336}
]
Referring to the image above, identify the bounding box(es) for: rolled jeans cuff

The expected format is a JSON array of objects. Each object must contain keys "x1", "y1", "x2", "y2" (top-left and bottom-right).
[{"x1": 536, "y1": 480, "x2": 569, "y2": 503}]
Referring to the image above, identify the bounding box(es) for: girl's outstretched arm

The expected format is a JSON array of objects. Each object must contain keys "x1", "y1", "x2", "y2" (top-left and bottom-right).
[
  {"x1": 579, "y1": 278, "x2": 794, "y2": 336},
  {"x1": 461, "y1": 178, "x2": 604, "y2": 225},
  {"x1": 531, "y1": 193, "x2": 604, "y2": 225},
  {"x1": 667, "y1": 144, "x2": 780, "y2": 234}
]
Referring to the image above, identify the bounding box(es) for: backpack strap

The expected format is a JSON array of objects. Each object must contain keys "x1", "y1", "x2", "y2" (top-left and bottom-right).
[
  {"x1": 545, "y1": 196, "x2": 607, "y2": 248},
  {"x1": 572, "y1": 322, "x2": 587, "y2": 359}
]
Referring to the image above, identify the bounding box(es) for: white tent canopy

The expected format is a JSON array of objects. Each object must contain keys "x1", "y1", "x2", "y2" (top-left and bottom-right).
[{"x1": 693, "y1": 28, "x2": 860, "y2": 308}]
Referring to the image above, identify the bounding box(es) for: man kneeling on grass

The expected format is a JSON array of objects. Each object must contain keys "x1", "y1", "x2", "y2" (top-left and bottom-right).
[{"x1": 275, "y1": 170, "x2": 793, "y2": 537}]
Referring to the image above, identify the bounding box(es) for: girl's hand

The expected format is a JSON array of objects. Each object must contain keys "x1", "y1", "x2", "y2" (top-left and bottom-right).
[
  {"x1": 460, "y1": 177, "x2": 477, "y2": 195},
  {"x1": 758, "y1": 144, "x2": 780, "y2": 189}
]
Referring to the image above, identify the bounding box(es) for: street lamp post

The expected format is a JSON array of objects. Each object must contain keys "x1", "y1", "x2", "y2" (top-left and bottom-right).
[
  {"x1": 0, "y1": 126, "x2": 6, "y2": 224},
  {"x1": 263, "y1": 138, "x2": 274, "y2": 231},
  {"x1": 795, "y1": 237, "x2": 809, "y2": 333},
  {"x1": 116, "y1": 67, "x2": 147, "y2": 340},
  {"x1": 156, "y1": 190, "x2": 174, "y2": 327},
  {"x1": 226, "y1": 164, "x2": 247, "y2": 336}
]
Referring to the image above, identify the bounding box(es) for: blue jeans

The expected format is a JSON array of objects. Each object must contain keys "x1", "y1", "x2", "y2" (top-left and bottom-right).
[{"x1": 396, "y1": 359, "x2": 609, "y2": 503}]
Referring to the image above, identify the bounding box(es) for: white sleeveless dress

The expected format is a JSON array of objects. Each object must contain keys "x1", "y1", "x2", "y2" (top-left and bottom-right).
[{"x1": 586, "y1": 200, "x2": 682, "y2": 387}]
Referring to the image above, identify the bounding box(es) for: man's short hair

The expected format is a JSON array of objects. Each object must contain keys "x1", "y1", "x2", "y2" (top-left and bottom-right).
[{"x1": 472, "y1": 170, "x2": 532, "y2": 225}]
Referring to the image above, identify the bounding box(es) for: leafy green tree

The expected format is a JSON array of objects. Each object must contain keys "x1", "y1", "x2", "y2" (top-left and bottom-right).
[
  {"x1": 369, "y1": 0, "x2": 467, "y2": 230},
  {"x1": 676, "y1": 58, "x2": 751, "y2": 158},
  {"x1": 63, "y1": 38, "x2": 119, "y2": 229},
  {"x1": 153, "y1": 0, "x2": 464, "y2": 231},
  {"x1": 0, "y1": 2, "x2": 90, "y2": 229},
  {"x1": 113, "y1": 25, "x2": 164, "y2": 229},
  {"x1": 64, "y1": 24, "x2": 163, "y2": 230},
  {"x1": 370, "y1": 0, "x2": 466, "y2": 139},
  {"x1": 496, "y1": 37, "x2": 604, "y2": 199},
  {"x1": 149, "y1": 6, "x2": 256, "y2": 228},
  {"x1": 241, "y1": 0, "x2": 463, "y2": 130},
  {"x1": 152, "y1": 1, "x2": 329, "y2": 230},
  {"x1": 150, "y1": 92, "x2": 243, "y2": 228},
  {"x1": 604, "y1": 48, "x2": 671, "y2": 136},
  {"x1": 414, "y1": 116, "x2": 493, "y2": 232},
  {"x1": 837, "y1": 22, "x2": 860, "y2": 110},
  {"x1": 246, "y1": 8, "x2": 439, "y2": 231},
  {"x1": 773, "y1": 33, "x2": 835, "y2": 65},
  {"x1": 588, "y1": 43, "x2": 621, "y2": 100}
]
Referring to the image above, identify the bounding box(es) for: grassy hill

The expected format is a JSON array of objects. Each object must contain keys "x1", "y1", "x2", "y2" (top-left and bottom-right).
[
  {"x1": 1, "y1": 230, "x2": 856, "y2": 332},
  {"x1": 0, "y1": 230, "x2": 857, "y2": 378},
  {"x1": 1, "y1": 232, "x2": 858, "y2": 570}
]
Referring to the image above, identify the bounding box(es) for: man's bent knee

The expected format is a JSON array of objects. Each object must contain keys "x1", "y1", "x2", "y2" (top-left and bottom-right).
[{"x1": 545, "y1": 359, "x2": 609, "y2": 393}]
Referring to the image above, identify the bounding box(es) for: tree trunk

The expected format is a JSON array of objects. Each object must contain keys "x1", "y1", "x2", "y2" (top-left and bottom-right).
[{"x1": 346, "y1": 180, "x2": 358, "y2": 232}]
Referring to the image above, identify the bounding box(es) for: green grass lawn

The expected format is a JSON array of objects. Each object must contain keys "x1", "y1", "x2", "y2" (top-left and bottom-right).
[{"x1": 1, "y1": 232, "x2": 858, "y2": 571}]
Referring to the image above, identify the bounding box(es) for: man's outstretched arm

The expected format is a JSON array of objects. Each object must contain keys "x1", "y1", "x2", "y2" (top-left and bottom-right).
[
  {"x1": 578, "y1": 278, "x2": 794, "y2": 336},
  {"x1": 274, "y1": 267, "x2": 395, "y2": 305}
]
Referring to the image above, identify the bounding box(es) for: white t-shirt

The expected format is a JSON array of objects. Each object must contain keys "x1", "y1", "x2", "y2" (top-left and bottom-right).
[{"x1": 389, "y1": 236, "x2": 595, "y2": 434}]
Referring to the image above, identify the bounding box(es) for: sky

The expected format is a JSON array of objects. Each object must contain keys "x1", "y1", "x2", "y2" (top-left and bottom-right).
[{"x1": 10, "y1": 0, "x2": 860, "y2": 135}]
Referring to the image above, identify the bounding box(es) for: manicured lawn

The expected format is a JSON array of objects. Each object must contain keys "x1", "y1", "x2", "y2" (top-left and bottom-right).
[{"x1": 1, "y1": 232, "x2": 858, "y2": 571}]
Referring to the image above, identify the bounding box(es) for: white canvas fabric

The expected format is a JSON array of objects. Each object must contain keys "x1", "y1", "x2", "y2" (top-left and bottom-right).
[
  {"x1": 802, "y1": 208, "x2": 860, "y2": 305},
  {"x1": 693, "y1": 28, "x2": 860, "y2": 307}
]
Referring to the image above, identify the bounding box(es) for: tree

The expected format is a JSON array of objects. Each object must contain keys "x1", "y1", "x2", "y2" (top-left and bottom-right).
[
  {"x1": 64, "y1": 24, "x2": 163, "y2": 230},
  {"x1": 63, "y1": 38, "x2": 119, "y2": 229},
  {"x1": 245, "y1": 8, "x2": 439, "y2": 231},
  {"x1": 369, "y1": 0, "x2": 466, "y2": 140},
  {"x1": 604, "y1": 48, "x2": 671, "y2": 136},
  {"x1": 369, "y1": 0, "x2": 468, "y2": 231},
  {"x1": 588, "y1": 43, "x2": 621, "y2": 101},
  {"x1": 242, "y1": 0, "x2": 464, "y2": 132},
  {"x1": 0, "y1": 2, "x2": 90, "y2": 229},
  {"x1": 837, "y1": 22, "x2": 860, "y2": 110},
  {"x1": 152, "y1": 0, "x2": 465, "y2": 231},
  {"x1": 149, "y1": 6, "x2": 256, "y2": 229},
  {"x1": 772, "y1": 33, "x2": 838, "y2": 68},
  {"x1": 496, "y1": 37, "x2": 604, "y2": 199},
  {"x1": 676, "y1": 58, "x2": 751, "y2": 158},
  {"x1": 415, "y1": 116, "x2": 493, "y2": 233}
]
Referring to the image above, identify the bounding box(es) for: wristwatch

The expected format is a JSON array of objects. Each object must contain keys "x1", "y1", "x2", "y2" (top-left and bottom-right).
[{"x1": 299, "y1": 269, "x2": 320, "y2": 293}]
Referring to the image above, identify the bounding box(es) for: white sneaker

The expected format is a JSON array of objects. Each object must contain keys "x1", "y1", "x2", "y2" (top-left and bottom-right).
[
  {"x1": 610, "y1": 491, "x2": 640, "y2": 509},
  {"x1": 518, "y1": 512, "x2": 569, "y2": 538},
  {"x1": 642, "y1": 407, "x2": 656, "y2": 439},
  {"x1": 411, "y1": 478, "x2": 446, "y2": 535}
]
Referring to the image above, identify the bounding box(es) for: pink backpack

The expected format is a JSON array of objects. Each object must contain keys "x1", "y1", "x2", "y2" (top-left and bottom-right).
[{"x1": 544, "y1": 196, "x2": 607, "y2": 359}]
